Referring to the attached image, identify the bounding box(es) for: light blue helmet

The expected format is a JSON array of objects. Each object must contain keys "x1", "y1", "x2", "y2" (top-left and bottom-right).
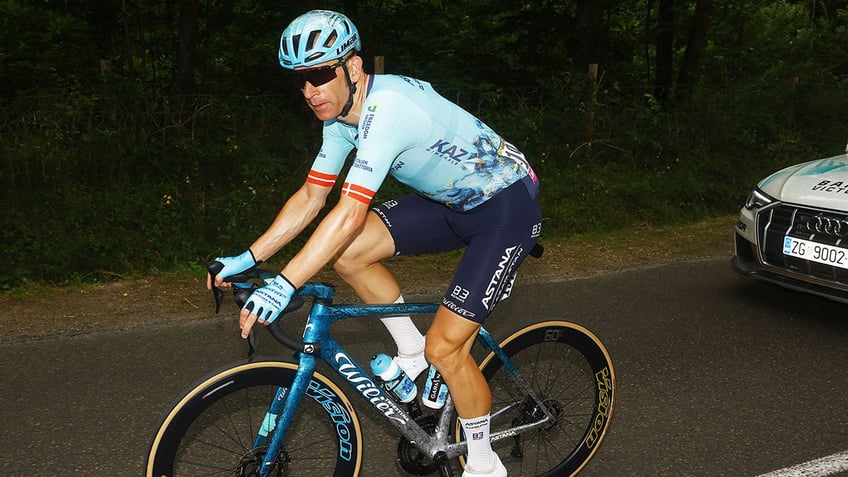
[{"x1": 278, "y1": 10, "x2": 361, "y2": 70}]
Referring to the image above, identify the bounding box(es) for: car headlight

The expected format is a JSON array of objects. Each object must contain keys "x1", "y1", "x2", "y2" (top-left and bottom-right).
[{"x1": 744, "y1": 187, "x2": 776, "y2": 210}]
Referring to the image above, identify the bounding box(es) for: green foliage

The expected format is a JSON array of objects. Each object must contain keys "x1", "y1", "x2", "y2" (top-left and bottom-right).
[{"x1": 2, "y1": 0, "x2": 848, "y2": 289}]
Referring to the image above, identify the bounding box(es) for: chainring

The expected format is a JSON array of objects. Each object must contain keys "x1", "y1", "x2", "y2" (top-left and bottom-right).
[{"x1": 397, "y1": 415, "x2": 441, "y2": 475}]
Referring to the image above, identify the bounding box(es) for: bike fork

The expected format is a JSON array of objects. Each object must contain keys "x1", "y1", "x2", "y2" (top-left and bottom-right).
[{"x1": 258, "y1": 355, "x2": 317, "y2": 477}]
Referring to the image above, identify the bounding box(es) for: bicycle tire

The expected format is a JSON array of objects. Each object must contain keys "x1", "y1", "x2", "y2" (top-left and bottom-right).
[
  {"x1": 465, "y1": 320, "x2": 615, "y2": 477},
  {"x1": 145, "y1": 360, "x2": 363, "y2": 477}
]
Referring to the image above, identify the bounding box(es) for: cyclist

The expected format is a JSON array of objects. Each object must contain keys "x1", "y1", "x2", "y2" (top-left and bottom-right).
[{"x1": 208, "y1": 10, "x2": 541, "y2": 477}]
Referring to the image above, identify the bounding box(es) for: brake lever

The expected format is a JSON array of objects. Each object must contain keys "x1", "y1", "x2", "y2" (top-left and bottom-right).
[
  {"x1": 207, "y1": 261, "x2": 273, "y2": 313},
  {"x1": 205, "y1": 263, "x2": 305, "y2": 354},
  {"x1": 207, "y1": 261, "x2": 225, "y2": 313}
]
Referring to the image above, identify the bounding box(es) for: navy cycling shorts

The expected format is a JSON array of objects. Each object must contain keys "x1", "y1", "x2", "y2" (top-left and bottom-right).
[{"x1": 370, "y1": 179, "x2": 542, "y2": 323}]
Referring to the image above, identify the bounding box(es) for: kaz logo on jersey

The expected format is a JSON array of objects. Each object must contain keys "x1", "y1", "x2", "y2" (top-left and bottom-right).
[{"x1": 428, "y1": 139, "x2": 470, "y2": 163}]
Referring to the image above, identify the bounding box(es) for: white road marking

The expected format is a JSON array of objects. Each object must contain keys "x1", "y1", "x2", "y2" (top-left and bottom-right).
[{"x1": 756, "y1": 451, "x2": 848, "y2": 477}]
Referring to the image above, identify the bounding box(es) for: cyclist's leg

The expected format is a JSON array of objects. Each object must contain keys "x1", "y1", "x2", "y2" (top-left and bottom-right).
[
  {"x1": 333, "y1": 211, "x2": 429, "y2": 367},
  {"x1": 426, "y1": 307, "x2": 500, "y2": 473},
  {"x1": 426, "y1": 308, "x2": 488, "y2": 418},
  {"x1": 335, "y1": 195, "x2": 468, "y2": 371},
  {"x1": 427, "y1": 180, "x2": 542, "y2": 473},
  {"x1": 332, "y1": 210, "x2": 400, "y2": 304},
  {"x1": 333, "y1": 194, "x2": 466, "y2": 302}
]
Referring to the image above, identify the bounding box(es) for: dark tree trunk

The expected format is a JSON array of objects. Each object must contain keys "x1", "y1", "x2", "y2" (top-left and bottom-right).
[
  {"x1": 174, "y1": 0, "x2": 199, "y2": 99},
  {"x1": 674, "y1": 0, "x2": 713, "y2": 104},
  {"x1": 654, "y1": 0, "x2": 674, "y2": 103},
  {"x1": 574, "y1": 0, "x2": 606, "y2": 70},
  {"x1": 90, "y1": 0, "x2": 119, "y2": 76}
]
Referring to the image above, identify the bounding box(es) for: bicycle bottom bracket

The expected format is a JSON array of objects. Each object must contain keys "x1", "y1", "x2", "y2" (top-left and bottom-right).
[
  {"x1": 397, "y1": 415, "x2": 441, "y2": 475},
  {"x1": 237, "y1": 446, "x2": 289, "y2": 477}
]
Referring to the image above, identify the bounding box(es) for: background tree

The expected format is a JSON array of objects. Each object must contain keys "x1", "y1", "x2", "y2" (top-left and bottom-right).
[
  {"x1": 573, "y1": 0, "x2": 608, "y2": 70},
  {"x1": 174, "y1": 0, "x2": 200, "y2": 102},
  {"x1": 653, "y1": 0, "x2": 675, "y2": 103},
  {"x1": 674, "y1": 0, "x2": 713, "y2": 103}
]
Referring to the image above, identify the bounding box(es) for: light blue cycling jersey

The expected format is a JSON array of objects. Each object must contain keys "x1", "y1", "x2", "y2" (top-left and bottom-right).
[{"x1": 307, "y1": 74, "x2": 538, "y2": 212}]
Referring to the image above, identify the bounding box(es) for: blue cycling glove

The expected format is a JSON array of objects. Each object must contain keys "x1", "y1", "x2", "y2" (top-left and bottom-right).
[
  {"x1": 214, "y1": 249, "x2": 260, "y2": 280},
  {"x1": 244, "y1": 274, "x2": 296, "y2": 324}
]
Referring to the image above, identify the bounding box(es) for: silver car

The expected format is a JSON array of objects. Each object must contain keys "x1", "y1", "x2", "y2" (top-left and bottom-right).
[{"x1": 732, "y1": 146, "x2": 848, "y2": 303}]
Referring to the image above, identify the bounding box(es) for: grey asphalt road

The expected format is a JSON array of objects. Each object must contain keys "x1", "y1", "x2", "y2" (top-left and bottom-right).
[{"x1": 2, "y1": 257, "x2": 847, "y2": 476}]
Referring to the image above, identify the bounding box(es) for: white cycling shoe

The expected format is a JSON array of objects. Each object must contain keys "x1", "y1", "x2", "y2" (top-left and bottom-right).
[
  {"x1": 462, "y1": 454, "x2": 507, "y2": 477},
  {"x1": 393, "y1": 354, "x2": 428, "y2": 381}
]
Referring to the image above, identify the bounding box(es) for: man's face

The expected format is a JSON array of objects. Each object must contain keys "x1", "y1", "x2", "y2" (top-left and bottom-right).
[{"x1": 291, "y1": 59, "x2": 348, "y2": 121}]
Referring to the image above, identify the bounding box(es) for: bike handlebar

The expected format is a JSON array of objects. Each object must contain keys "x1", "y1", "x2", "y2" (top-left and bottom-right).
[{"x1": 208, "y1": 261, "x2": 308, "y2": 353}]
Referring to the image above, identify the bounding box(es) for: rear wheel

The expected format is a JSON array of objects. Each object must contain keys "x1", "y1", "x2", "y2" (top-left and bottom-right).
[
  {"x1": 470, "y1": 320, "x2": 615, "y2": 477},
  {"x1": 146, "y1": 360, "x2": 363, "y2": 477}
]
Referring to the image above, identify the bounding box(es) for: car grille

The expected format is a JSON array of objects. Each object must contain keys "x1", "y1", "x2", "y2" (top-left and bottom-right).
[{"x1": 756, "y1": 204, "x2": 848, "y2": 285}]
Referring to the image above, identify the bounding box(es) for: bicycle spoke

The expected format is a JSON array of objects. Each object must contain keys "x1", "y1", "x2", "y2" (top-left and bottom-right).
[
  {"x1": 477, "y1": 321, "x2": 615, "y2": 477},
  {"x1": 147, "y1": 362, "x2": 363, "y2": 477}
]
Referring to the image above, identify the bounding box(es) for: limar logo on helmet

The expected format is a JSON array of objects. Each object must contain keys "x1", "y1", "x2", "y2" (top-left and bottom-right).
[{"x1": 336, "y1": 34, "x2": 359, "y2": 56}]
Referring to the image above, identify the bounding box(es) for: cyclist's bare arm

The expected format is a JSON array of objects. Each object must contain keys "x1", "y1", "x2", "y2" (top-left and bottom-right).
[
  {"x1": 250, "y1": 181, "x2": 332, "y2": 262},
  {"x1": 280, "y1": 194, "x2": 370, "y2": 287},
  {"x1": 207, "y1": 181, "x2": 331, "y2": 290},
  {"x1": 238, "y1": 195, "x2": 371, "y2": 336}
]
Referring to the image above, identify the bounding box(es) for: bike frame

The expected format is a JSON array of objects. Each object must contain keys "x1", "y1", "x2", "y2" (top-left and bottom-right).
[{"x1": 245, "y1": 281, "x2": 557, "y2": 477}]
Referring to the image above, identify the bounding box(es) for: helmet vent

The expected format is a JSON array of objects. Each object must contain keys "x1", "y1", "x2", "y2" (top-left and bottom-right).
[
  {"x1": 289, "y1": 34, "x2": 300, "y2": 57},
  {"x1": 306, "y1": 30, "x2": 321, "y2": 51},
  {"x1": 305, "y1": 52, "x2": 325, "y2": 63},
  {"x1": 323, "y1": 30, "x2": 338, "y2": 49}
]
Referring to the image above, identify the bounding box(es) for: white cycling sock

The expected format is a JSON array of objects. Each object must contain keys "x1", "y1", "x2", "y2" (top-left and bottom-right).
[
  {"x1": 380, "y1": 295, "x2": 425, "y2": 357},
  {"x1": 460, "y1": 414, "x2": 494, "y2": 471}
]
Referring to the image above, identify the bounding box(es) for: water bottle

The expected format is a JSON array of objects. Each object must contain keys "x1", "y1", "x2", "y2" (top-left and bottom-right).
[
  {"x1": 421, "y1": 365, "x2": 449, "y2": 409},
  {"x1": 370, "y1": 353, "x2": 417, "y2": 403}
]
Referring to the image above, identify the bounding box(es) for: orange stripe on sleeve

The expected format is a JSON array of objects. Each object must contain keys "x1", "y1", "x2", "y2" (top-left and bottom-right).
[{"x1": 307, "y1": 170, "x2": 338, "y2": 187}]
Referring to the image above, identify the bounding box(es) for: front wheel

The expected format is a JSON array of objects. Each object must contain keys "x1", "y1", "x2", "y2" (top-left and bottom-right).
[
  {"x1": 473, "y1": 320, "x2": 615, "y2": 477},
  {"x1": 146, "y1": 360, "x2": 363, "y2": 477}
]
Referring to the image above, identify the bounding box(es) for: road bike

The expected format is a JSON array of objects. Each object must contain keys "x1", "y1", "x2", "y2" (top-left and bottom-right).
[{"x1": 145, "y1": 246, "x2": 615, "y2": 476}]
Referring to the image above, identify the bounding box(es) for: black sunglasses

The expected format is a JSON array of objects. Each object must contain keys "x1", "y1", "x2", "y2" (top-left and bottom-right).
[{"x1": 289, "y1": 59, "x2": 345, "y2": 89}]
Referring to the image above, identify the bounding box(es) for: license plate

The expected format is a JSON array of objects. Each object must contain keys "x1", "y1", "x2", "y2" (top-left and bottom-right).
[{"x1": 783, "y1": 236, "x2": 848, "y2": 269}]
